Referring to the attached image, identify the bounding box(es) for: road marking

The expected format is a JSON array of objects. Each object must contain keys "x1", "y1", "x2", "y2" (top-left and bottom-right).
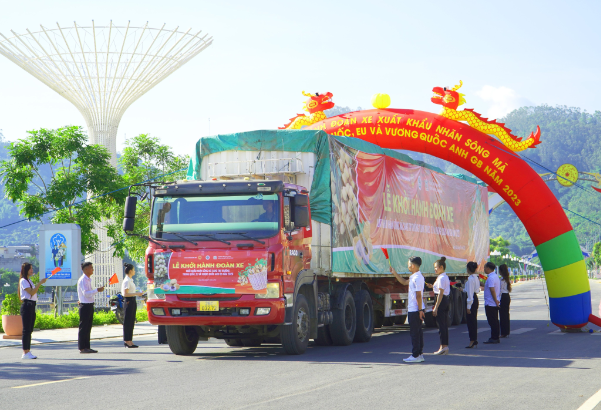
[
  {"x1": 462, "y1": 327, "x2": 489, "y2": 334},
  {"x1": 12, "y1": 377, "x2": 89, "y2": 389},
  {"x1": 511, "y1": 328, "x2": 536, "y2": 335},
  {"x1": 548, "y1": 330, "x2": 566, "y2": 335},
  {"x1": 577, "y1": 389, "x2": 601, "y2": 410}
]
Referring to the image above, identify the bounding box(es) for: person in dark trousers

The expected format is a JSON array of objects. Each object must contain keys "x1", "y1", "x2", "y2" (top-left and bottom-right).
[
  {"x1": 464, "y1": 262, "x2": 480, "y2": 348},
  {"x1": 77, "y1": 262, "x2": 104, "y2": 353},
  {"x1": 122, "y1": 263, "x2": 144, "y2": 348},
  {"x1": 426, "y1": 257, "x2": 450, "y2": 355},
  {"x1": 19, "y1": 262, "x2": 47, "y2": 359},
  {"x1": 498, "y1": 264, "x2": 512, "y2": 338},
  {"x1": 390, "y1": 256, "x2": 425, "y2": 363},
  {"x1": 483, "y1": 262, "x2": 501, "y2": 344}
]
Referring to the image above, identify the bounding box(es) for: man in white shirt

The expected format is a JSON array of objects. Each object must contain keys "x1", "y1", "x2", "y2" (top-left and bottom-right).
[
  {"x1": 77, "y1": 262, "x2": 104, "y2": 353},
  {"x1": 483, "y1": 262, "x2": 501, "y2": 344},
  {"x1": 390, "y1": 256, "x2": 425, "y2": 363}
]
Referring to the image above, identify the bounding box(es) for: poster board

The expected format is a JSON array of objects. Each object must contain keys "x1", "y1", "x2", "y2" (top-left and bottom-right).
[{"x1": 39, "y1": 224, "x2": 81, "y2": 286}]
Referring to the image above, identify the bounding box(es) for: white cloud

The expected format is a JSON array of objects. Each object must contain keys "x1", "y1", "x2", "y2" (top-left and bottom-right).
[{"x1": 475, "y1": 85, "x2": 533, "y2": 120}]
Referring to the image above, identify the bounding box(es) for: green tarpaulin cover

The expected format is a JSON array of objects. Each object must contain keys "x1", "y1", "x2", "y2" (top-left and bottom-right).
[{"x1": 186, "y1": 130, "x2": 484, "y2": 225}]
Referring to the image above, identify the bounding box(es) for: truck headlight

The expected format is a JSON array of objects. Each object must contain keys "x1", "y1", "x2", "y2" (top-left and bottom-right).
[
  {"x1": 255, "y1": 282, "x2": 279, "y2": 299},
  {"x1": 255, "y1": 307, "x2": 271, "y2": 316}
]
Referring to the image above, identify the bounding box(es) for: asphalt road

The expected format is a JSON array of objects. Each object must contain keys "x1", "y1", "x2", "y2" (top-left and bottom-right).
[{"x1": 1, "y1": 279, "x2": 600, "y2": 410}]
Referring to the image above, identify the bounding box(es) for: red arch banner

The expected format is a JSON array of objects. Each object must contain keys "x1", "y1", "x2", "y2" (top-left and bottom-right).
[{"x1": 307, "y1": 108, "x2": 591, "y2": 328}]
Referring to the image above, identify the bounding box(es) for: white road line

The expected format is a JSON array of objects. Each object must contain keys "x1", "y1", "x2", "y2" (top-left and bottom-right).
[
  {"x1": 511, "y1": 328, "x2": 536, "y2": 335},
  {"x1": 12, "y1": 377, "x2": 89, "y2": 389},
  {"x1": 548, "y1": 330, "x2": 566, "y2": 335},
  {"x1": 577, "y1": 389, "x2": 601, "y2": 410},
  {"x1": 462, "y1": 327, "x2": 489, "y2": 334}
]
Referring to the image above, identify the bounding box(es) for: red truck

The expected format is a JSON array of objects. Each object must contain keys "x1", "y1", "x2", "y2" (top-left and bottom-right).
[{"x1": 122, "y1": 130, "x2": 489, "y2": 355}]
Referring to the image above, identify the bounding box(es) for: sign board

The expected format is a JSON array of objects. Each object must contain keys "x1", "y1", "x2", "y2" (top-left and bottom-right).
[{"x1": 39, "y1": 224, "x2": 81, "y2": 286}]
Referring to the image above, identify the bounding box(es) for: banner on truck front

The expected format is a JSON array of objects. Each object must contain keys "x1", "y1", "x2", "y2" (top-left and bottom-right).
[
  {"x1": 152, "y1": 250, "x2": 268, "y2": 295},
  {"x1": 330, "y1": 138, "x2": 489, "y2": 274}
]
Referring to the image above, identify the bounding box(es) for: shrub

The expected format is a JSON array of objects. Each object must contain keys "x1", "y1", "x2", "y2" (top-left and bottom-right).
[
  {"x1": 1, "y1": 293, "x2": 21, "y2": 316},
  {"x1": 136, "y1": 308, "x2": 148, "y2": 322}
]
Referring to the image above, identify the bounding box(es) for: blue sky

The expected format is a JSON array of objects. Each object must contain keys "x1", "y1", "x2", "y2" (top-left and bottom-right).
[{"x1": 0, "y1": 0, "x2": 600, "y2": 156}]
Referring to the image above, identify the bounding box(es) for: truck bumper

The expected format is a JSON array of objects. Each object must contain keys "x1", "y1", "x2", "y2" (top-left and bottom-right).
[{"x1": 146, "y1": 295, "x2": 286, "y2": 326}]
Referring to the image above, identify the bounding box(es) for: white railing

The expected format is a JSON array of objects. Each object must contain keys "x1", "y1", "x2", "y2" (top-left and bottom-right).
[{"x1": 208, "y1": 158, "x2": 304, "y2": 179}]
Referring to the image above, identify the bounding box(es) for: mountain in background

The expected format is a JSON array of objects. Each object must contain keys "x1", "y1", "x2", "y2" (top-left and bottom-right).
[{"x1": 0, "y1": 104, "x2": 599, "y2": 257}]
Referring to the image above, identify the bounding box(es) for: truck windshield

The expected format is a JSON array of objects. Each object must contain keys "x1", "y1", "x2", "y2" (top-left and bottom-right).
[{"x1": 150, "y1": 193, "x2": 279, "y2": 241}]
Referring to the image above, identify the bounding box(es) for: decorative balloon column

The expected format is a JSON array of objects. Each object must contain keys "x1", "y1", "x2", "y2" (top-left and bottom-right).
[{"x1": 286, "y1": 84, "x2": 593, "y2": 328}]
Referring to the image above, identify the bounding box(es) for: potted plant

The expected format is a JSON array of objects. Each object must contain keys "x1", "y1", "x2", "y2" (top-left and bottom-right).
[{"x1": 1, "y1": 293, "x2": 22, "y2": 337}]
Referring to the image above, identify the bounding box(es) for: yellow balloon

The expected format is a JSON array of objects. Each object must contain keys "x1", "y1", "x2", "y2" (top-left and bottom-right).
[{"x1": 371, "y1": 93, "x2": 391, "y2": 109}]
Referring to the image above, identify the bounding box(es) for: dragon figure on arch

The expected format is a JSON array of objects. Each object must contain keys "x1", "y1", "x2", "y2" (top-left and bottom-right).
[{"x1": 432, "y1": 80, "x2": 541, "y2": 152}]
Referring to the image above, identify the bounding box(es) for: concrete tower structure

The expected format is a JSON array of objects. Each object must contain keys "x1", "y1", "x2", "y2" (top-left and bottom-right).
[{"x1": 0, "y1": 21, "x2": 213, "y2": 304}]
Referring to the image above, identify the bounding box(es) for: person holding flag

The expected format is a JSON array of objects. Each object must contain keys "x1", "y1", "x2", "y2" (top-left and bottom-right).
[
  {"x1": 122, "y1": 263, "x2": 144, "y2": 348},
  {"x1": 77, "y1": 262, "x2": 104, "y2": 353}
]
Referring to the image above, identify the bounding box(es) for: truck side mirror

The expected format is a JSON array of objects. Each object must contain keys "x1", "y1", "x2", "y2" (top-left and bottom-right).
[
  {"x1": 293, "y1": 193, "x2": 310, "y2": 228},
  {"x1": 122, "y1": 196, "x2": 137, "y2": 232}
]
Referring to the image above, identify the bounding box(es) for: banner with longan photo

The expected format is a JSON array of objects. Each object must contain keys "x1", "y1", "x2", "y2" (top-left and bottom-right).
[{"x1": 329, "y1": 138, "x2": 489, "y2": 274}]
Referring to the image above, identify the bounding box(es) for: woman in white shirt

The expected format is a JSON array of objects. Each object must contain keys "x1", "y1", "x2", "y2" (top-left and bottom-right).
[
  {"x1": 427, "y1": 257, "x2": 450, "y2": 355},
  {"x1": 19, "y1": 262, "x2": 47, "y2": 359},
  {"x1": 122, "y1": 264, "x2": 144, "y2": 348},
  {"x1": 498, "y1": 264, "x2": 512, "y2": 338},
  {"x1": 464, "y1": 262, "x2": 480, "y2": 348}
]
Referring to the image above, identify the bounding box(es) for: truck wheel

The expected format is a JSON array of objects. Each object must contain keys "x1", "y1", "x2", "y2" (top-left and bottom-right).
[
  {"x1": 330, "y1": 290, "x2": 356, "y2": 346},
  {"x1": 395, "y1": 315, "x2": 407, "y2": 325},
  {"x1": 225, "y1": 339, "x2": 243, "y2": 347},
  {"x1": 280, "y1": 294, "x2": 310, "y2": 355},
  {"x1": 373, "y1": 310, "x2": 384, "y2": 329},
  {"x1": 354, "y1": 290, "x2": 373, "y2": 342},
  {"x1": 452, "y1": 288, "x2": 463, "y2": 325},
  {"x1": 382, "y1": 317, "x2": 395, "y2": 327},
  {"x1": 424, "y1": 311, "x2": 437, "y2": 328},
  {"x1": 166, "y1": 325, "x2": 199, "y2": 355},
  {"x1": 314, "y1": 325, "x2": 333, "y2": 346},
  {"x1": 460, "y1": 291, "x2": 467, "y2": 324},
  {"x1": 242, "y1": 338, "x2": 263, "y2": 347},
  {"x1": 446, "y1": 290, "x2": 455, "y2": 327}
]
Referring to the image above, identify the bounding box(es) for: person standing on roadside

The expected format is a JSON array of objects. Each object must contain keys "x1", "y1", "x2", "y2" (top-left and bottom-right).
[
  {"x1": 19, "y1": 262, "x2": 47, "y2": 359},
  {"x1": 426, "y1": 257, "x2": 450, "y2": 355},
  {"x1": 77, "y1": 262, "x2": 104, "y2": 354},
  {"x1": 464, "y1": 261, "x2": 480, "y2": 348},
  {"x1": 498, "y1": 264, "x2": 512, "y2": 338},
  {"x1": 483, "y1": 262, "x2": 501, "y2": 344},
  {"x1": 390, "y1": 256, "x2": 425, "y2": 363},
  {"x1": 122, "y1": 263, "x2": 144, "y2": 348}
]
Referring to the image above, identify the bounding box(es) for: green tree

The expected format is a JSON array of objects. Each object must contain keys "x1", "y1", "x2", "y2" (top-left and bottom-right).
[
  {"x1": 489, "y1": 236, "x2": 515, "y2": 267},
  {"x1": 591, "y1": 242, "x2": 601, "y2": 267},
  {"x1": 0, "y1": 269, "x2": 19, "y2": 297},
  {"x1": 107, "y1": 134, "x2": 188, "y2": 263},
  {"x1": 0, "y1": 126, "x2": 126, "y2": 255}
]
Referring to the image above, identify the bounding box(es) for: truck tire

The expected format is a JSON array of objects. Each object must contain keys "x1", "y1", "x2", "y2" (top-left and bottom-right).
[
  {"x1": 461, "y1": 291, "x2": 467, "y2": 324},
  {"x1": 314, "y1": 325, "x2": 333, "y2": 346},
  {"x1": 424, "y1": 311, "x2": 437, "y2": 328},
  {"x1": 452, "y1": 288, "x2": 463, "y2": 325},
  {"x1": 330, "y1": 290, "x2": 356, "y2": 346},
  {"x1": 166, "y1": 325, "x2": 199, "y2": 355},
  {"x1": 353, "y1": 290, "x2": 373, "y2": 343},
  {"x1": 225, "y1": 339, "x2": 243, "y2": 347},
  {"x1": 395, "y1": 315, "x2": 407, "y2": 325},
  {"x1": 373, "y1": 310, "x2": 384, "y2": 329},
  {"x1": 280, "y1": 293, "x2": 310, "y2": 355},
  {"x1": 382, "y1": 317, "x2": 395, "y2": 327},
  {"x1": 446, "y1": 290, "x2": 455, "y2": 327}
]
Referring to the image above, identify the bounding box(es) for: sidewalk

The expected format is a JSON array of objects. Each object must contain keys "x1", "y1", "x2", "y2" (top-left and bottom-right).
[{"x1": 0, "y1": 321, "x2": 158, "y2": 348}]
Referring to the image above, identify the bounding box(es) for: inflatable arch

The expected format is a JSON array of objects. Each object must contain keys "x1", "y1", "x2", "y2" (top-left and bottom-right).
[{"x1": 306, "y1": 108, "x2": 592, "y2": 329}]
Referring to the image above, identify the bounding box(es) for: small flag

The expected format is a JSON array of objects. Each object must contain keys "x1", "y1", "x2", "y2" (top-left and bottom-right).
[
  {"x1": 48, "y1": 267, "x2": 61, "y2": 278},
  {"x1": 108, "y1": 273, "x2": 119, "y2": 285},
  {"x1": 381, "y1": 248, "x2": 391, "y2": 266},
  {"x1": 479, "y1": 274, "x2": 487, "y2": 281}
]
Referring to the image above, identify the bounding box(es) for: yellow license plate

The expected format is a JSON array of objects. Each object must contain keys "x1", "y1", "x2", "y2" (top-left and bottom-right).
[{"x1": 197, "y1": 301, "x2": 219, "y2": 312}]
